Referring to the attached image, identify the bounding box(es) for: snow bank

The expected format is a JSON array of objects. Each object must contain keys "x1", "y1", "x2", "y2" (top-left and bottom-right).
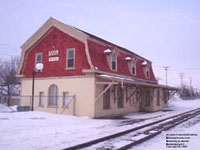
[
  {"x1": 168, "y1": 97, "x2": 200, "y2": 111},
  {"x1": 0, "y1": 104, "x2": 16, "y2": 113},
  {"x1": 1, "y1": 98, "x2": 200, "y2": 150}
]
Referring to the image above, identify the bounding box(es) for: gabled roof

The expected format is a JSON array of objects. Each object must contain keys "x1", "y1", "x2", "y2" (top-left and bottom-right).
[
  {"x1": 21, "y1": 17, "x2": 88, "y2": 51},
  {"x1": 17, "y1": 17, "x2": 91, "y2": 75}
]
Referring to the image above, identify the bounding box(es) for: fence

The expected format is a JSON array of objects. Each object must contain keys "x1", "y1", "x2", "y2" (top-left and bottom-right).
[{"x1": 0, "y1": 95, "x2": 76, "y2": 115}]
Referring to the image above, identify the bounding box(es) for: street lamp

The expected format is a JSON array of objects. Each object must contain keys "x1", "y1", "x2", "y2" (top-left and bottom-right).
[{"x1": 31, "y1": 63, "x2": 44, "y2": 111}]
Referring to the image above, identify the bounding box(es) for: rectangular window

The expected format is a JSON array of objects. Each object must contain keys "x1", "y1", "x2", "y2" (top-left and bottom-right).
[
  {"x1": 145, "y1": 88, "x2": 151, "y2": 106},
  {"x1": 39, "y1": 92, "x2": 44, "y2": 107},
  {"x1": 157, "y1": 88, "x2": 160, "y2": 106},
  {"x1": 103, "y1": 86, "x2": 110, "y2": 110},
  {"x1": 63, "y1": 92, "x2": 69, "y2": 107},
  {"x1": 131, "y1": 61, "x2": 136, "y2": 75},
  {"x1": 132, "y1": 67, "x2": 135, "y2": 75},
  {"x1": 35, "y1": 53, "x2": 42, "y2": 64},
  {"x1": 117, "y1": 86, "x2": 124, "y2": 108},
  {"x1": 112, "y1": 61, "x2": 116, "y2": 70},
  {"x1": 111, "y1": 52, "x2": 117, "y2": 70},
  {"x1": 146, "y1": 67, "x2": 150, "y2": 78},
  {"x1": 66, "y1": 48, "x2": 75, "y2": 68}
]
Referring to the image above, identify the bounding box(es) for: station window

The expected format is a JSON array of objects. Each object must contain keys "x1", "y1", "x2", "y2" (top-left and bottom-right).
[
  {"x1": 48, "y1": 84, "x2": 58, "y2": 106},
  {"x1": 63, "y1": 92, "x2": 69, "y2": 107},
  {"x1": 111, "y1": 51, "x2": 117, "y2": 71},
  {"x1": 66, "y1": 48, "x2": 75, "y2": 69},
  {"x1": 103, "y1": 86, "x2": 110, "y2": 110},
  {"x1": 145, "y1": 66, "x2": 150, "y2": 78},
  {"x1": 145, "y1": 88, "x2": 151, "y2": 106},
  {"x1": 39, "y1": 92, "x2": 44, "y2": 107},
  {"x1": 35, "y1": 53, "x2": 42, "y2": 64},
  {"x1": 117, "y1": 86, "x2": 124, "y2": 108},
  {"x1": 130, "y1": 61, "x2": 136, "y2": 75}
]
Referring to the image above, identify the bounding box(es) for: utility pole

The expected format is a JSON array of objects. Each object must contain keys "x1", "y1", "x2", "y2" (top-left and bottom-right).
[
  {"x1": 163, "y1": 66, "x2": 170, "y2": 86},
  {"x1": 180, "y1": 73, "x2": 185, "y2": 87}
]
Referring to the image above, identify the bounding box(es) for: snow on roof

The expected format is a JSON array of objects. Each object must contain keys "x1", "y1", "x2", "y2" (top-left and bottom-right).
[
  {"x1": 125, "y1": 57, "x2": 132, "y2": 61},
  {"x1": 142, "y1": 61, "x2": 148, "y2": 65},
  {"x1": 103, "y1": 48, "x2": 112, "y2": 54},
  {"x1": 99, "y1": 74, "x2": 135, "y2": 82}
]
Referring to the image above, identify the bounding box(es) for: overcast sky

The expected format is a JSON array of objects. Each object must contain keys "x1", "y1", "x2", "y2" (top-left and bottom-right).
[{"x1": 0, "y1": 0, "x2": 200, "y2": 88}]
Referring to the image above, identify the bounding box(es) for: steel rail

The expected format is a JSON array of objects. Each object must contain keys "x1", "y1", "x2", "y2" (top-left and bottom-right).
[{"x1": 63, "y1": 108, "x2": 200, "y2": 150}]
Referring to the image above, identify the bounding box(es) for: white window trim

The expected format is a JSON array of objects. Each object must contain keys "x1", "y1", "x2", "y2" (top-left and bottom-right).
[
  {"x1": 66, "y1": 48, "x2": 75, "y2": 70},
  {"x1": 63, "y1": 92, "x2": 69, "y2": 108},
  {"x1": 130, "y1": 60, "x2": 136, "y2": 75},
  {"x1": 145, "y1": 66, "x2": 150, "y2": 78},
  {"x1": 35, "y1": 53, "x2": 43, "y2": 64},
  {"x1": 39, "y1": 92, "x2": 45, "y2": 107},
  {"x1": 48, "y1": 84, "x2": 59, "y2": 107}
]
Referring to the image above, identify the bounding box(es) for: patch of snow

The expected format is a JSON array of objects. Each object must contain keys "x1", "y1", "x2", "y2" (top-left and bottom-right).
[
  {"x1": 132, "y1": 114, "x2": 200, "y2": 150},
  {"x1": 0, "y1": 98, "x2": 200, "y2": 150},
  {"x1": 100, "y1": 74, "x2": 135, "y2": 82},
  {"x1": 0, "y1": 104, "x2": 15, "y2": 113},
  {"x1": 142, "y1": 61, "x2": 147, "y2": 65},
  {"x1": 10, "y1": 105, "x2": 18, "y2": 111},
  {"x1": 125, "y1": 56, "x2": 132, "y2": 61},
  {"x1": 131, "y1": 134, "x2": 148, "y2": 141},
  {"x1": 113, "y1": 140, "x2": 133, "y2": 148},
  {"x1": 103, "y1": 48, "x2": 112, "y2": 54}
]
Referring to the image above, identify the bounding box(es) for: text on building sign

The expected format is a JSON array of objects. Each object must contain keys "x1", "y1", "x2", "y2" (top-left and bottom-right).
[{"x1": 49, "y1": 50, "x2": 59, "y2": 57}]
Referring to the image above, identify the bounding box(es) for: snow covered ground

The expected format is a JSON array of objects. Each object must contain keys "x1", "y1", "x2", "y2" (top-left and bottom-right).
[
  {"x1": 132, "y1": 112, "x2": 200, "y2": 150},
  {"x1": 0, "y1": 97, "x2": 200, "y2": 150}
]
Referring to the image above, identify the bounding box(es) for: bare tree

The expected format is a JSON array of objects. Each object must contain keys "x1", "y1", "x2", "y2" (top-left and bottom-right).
[{"x1": 0, "y1": 56, "x2": 20, "y2": 106}]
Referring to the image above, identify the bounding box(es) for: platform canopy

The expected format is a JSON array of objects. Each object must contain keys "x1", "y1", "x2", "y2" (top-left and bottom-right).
[{"x1": 97, "y1": 74, "x2": 179, "y2": 90}]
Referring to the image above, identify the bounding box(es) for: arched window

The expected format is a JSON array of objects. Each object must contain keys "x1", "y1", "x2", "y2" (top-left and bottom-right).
[
  {"x1": 48, "y1": 84, "x2": 58, "y2": 106},
  {"x1": 130, "y1": 61, "x2": 136, "y2": 75},
  {"x1": 111, "y1": 51, "x2": 117, "y2": 70},
  {"x1": 145, "y1": 66, "x2": 150, "y2": 78}
]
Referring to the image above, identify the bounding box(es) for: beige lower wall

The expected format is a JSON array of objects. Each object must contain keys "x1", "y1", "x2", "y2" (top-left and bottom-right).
[
  {"x1": 151, "y1": 88, "x2": 168, "y2": 111},
  {"x1": 95, "y1": 78, "x2": 140, "y2": 118},
  {"x1": 20, "y1": 75, "x2": 169, "y2": 118},
  {"x1": 20, "y1": 75, "x2": 95, "y2": 118},
  {"x1": 141, "y1": 88, "x2": 168, "y2": 112},
  {"x1": 94, "y1": 78, "x2": 169, "y2": 118}
]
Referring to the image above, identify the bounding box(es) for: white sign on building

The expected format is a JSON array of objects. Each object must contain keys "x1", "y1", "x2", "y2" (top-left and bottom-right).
[{"x1": 49, "y1": 50, "x2": 59, "y2": 62}]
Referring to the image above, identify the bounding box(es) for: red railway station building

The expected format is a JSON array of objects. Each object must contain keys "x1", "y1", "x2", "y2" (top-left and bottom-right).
[{"x1": 17, "y1": 17, "x2": 177, "y2": 118}]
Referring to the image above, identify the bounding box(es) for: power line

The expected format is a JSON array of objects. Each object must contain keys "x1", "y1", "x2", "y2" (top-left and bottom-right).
[{"x1": 153, "y1": 63, "x2": 200, "y2": 87}]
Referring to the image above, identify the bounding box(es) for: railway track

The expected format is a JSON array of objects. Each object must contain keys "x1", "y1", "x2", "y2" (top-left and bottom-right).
[{"x1": 63, "y1": 108, "x2": 200, "y2": 150}]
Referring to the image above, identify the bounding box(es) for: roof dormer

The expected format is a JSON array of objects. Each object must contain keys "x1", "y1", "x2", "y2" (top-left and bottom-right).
[{"x1": 142, "y1": 60, "x2": 150, "y2": 79}]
